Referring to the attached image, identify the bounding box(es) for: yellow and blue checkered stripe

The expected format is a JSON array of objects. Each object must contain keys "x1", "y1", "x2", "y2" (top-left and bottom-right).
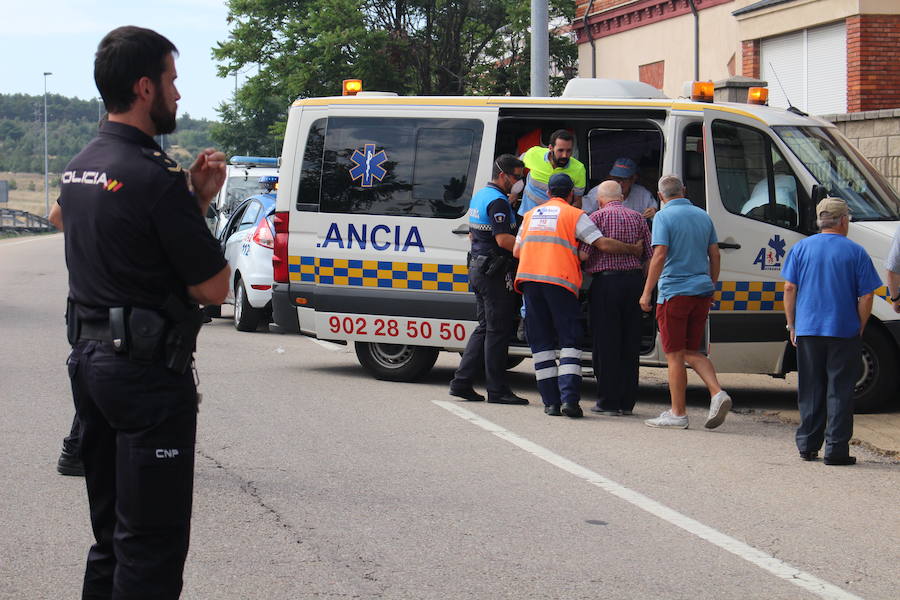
[
  {"x1": 712, "y1": 281, "x2": 784, "y2": 312},
  {"x1": 711, "y1": 282, "x2": 891, "y2": 311},
  {"x1": 288, "y1": 256, "x2": 469, "y2": 292},
  {"x1": 285, "y1": 261, "x2": 893, "y2": 308}
]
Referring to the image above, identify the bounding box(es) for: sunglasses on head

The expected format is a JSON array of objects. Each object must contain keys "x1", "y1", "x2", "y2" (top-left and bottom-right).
[{"x1": 496, "y1": 161, "x2": 523, "y2": 181}]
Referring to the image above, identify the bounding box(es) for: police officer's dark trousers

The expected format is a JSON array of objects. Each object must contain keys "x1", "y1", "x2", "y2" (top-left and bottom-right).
[
  {"x1": 796, "y1": 335, "x2": 860, "y2": 459},
  {"x1": 589, "y1": 270, "x2": 643, "y2": 412},
  {"x1": 521, "y1": 282, "x2": 583, "y2": 407},
  {"x1": 452, "y1": 262, "x2": 517, "y2": 398},
  {"x1": 68, "y1": 339, "x2": 197, "y2": 600}
]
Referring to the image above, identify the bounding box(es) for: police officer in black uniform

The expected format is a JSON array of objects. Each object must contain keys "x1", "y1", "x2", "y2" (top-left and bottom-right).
[
  {"x1": 59, "y1": 26, "x2": 230, "y2": 599},
  {"x1": 449, "y1": 154, "x2": 529, "y2": 405}
]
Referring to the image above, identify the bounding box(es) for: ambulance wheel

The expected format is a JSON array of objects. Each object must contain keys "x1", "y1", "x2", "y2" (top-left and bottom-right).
[
  {"x1": 506, "y1": 356, "x2": 526, "y2": 370},
  {"x1": 234, "y1": 279, "x2": 262, "y2": 332},
  {"x1": 354, "y1": 342, "x2": 439, "y2": 382},
  {"x1": 853, "y1": 325, "x2": 899, "y2": 413}
]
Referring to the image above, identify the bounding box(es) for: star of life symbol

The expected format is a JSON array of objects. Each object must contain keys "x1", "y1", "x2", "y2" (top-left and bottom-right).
[
  {"x1": 349, "y1": 143, "x2": 387, "y2": 187},
  {"x1": 753, "y1": 234, "x2": 787, "y2": 271}
]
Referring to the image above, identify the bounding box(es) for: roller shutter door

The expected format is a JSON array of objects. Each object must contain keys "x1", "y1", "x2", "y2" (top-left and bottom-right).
[{"x1": 761, "y1": 21, "x2": 846, "y2": 115}]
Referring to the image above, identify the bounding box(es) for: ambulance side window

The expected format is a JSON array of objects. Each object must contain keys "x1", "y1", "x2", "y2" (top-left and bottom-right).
[
  {"x1": 682, "y1": 122, "x2": 705, "y2": 209},
  {"x1": 297, "y1": 118, "x2": 326, "y2": 212},
  {"x1": 711, "y1": 121, "x2": 804, "y2": 230},
  {"x1": 319, "y1": 117, "x2": 483, "y2": 218}
]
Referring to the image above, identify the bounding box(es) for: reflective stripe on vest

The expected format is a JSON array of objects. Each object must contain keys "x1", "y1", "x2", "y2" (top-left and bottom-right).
[
  {"x1": 515, "y1": 271, "x2": 580, "y2": 296},
  {"x1": 516, "y1": 234, "x2": 579, "y2": 256}
]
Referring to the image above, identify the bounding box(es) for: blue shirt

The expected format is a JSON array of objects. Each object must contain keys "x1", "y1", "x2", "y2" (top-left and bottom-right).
[
  {"x1": 651, "y1": 198, "x2": 718, "y2": 302},
  {"x1": 782, "y1": 233, "x2": 882, "y2": 338}
]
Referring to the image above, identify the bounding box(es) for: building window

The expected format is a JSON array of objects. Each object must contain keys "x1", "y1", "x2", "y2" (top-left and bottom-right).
[
  {"x1": 639, "y1": 60, "x2": 664, "y2": 90},
  {"x1": 760, "y1": 20, "x2": 847, "y2": 115}
]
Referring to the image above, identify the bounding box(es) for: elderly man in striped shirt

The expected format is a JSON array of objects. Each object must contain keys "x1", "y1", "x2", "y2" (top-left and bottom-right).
[{"x1": 580, "y1": 180, "x2": 653, "y2": 416}]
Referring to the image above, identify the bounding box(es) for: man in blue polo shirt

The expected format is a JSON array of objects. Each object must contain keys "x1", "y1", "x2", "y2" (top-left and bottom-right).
[
  {"x1": 639, "y1": 175, "x2": 731, "y2": 430},
  {"x1": 782, "y1": 197, "x2": 882, "y2": 465}
]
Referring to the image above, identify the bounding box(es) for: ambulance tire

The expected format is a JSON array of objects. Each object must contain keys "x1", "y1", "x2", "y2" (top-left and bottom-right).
[
  {"x1": 506, "y1": 356, "x2": 526, "y2": 370},
  {"x1": 454, "y1": 354, "x2": 526, "y2": 371},
  {"x1": 355, "y1": 342, "x2": 439, "y2": 382},
  {"x1": 234, "y1": 279, "x2": 262, "y2": 332},
  {"x1": 854, "y1": 325, "x2": 899, "y2": 413}
]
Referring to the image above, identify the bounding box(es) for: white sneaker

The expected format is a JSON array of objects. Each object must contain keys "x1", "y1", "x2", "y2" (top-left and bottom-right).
[
  {"x1": 644, "y1": 410, "x2": 689, "y2": 429},
  {"x1": 704, "y1": 391, "x2": 732, "y2": 429}
]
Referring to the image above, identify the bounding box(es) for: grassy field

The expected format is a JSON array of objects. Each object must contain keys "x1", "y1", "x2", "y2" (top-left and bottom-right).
[{"x1": 1, "y1": 172, "x2": 60, "y2": 216}]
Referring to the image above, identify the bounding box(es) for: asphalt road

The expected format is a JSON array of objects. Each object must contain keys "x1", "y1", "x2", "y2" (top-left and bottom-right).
[{"x1": 1, "y1": 234, "x2": 898, "y2": 600}]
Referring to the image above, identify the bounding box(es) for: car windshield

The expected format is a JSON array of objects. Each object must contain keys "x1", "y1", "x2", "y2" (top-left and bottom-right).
[
  {"x1": 774, "y1": 125, "x2": 900, "y2": 221},
  {"x1": 223, "y1": 175, "x2": 265, "y2": 213}
]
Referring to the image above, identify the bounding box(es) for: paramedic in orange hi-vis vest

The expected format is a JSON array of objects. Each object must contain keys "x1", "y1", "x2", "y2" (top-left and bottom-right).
[{"x1": 514, "y1": 173, "x2": 644, "y2": 418}]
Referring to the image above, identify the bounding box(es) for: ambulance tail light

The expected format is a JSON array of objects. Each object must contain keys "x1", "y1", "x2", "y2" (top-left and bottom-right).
[
  {"x1": 343, "y1": 79, "x2": 363, "y2": 96},
  {"x1": 251, "y1": 217, "x2": 274, "y2": 249},
  {"x1": 272, "y1": 211, "x2": 290, "y2": 283},
  {"x1": 690, "y1": 81, "x2": 714, "y2": 103},
  {"x1": 747, "y1": 87, "x2": 769, "y2": 105}
]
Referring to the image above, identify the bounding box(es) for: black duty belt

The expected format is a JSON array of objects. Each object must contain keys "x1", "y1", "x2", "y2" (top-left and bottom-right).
[
  {"x1": 596, "y1": 269, "x2": 642, "y2": 276},
  {"x1": 78, "y1": 320, "x2": 112, "y2": 342}
]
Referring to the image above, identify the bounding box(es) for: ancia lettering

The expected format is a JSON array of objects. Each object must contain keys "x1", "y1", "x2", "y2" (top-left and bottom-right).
[{"x1": 321, "y1": 223, "x2": 425, "y2": 253}]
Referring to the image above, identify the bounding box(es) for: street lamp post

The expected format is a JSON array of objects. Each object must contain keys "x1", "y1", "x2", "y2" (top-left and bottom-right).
[{"x1": 43, "y1": 72, "x2": 52, "y2": 218}]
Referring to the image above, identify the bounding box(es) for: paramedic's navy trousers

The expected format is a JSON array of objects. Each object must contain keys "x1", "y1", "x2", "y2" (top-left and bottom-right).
[{"x1": 521, "y1": 282, "x2": 583, "y2": 407}]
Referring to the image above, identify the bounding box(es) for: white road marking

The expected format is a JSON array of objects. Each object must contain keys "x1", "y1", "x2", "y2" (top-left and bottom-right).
[
  {"x1": 0, "y1": 233, "x2": 60, "y2": 247},
  {"x1": 433, "y1": 400, "x2": 864, "y2": 600}
]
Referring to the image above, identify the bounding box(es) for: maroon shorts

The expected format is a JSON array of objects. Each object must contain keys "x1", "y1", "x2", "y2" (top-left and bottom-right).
[{"x1": 656, "y1": 295, "x2": 711, "y2": 353}]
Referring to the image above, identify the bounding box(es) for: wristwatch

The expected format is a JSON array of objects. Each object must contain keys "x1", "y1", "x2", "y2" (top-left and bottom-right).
[{"x1": 785, "y1": 324, "x2": 794, "y2": 331}]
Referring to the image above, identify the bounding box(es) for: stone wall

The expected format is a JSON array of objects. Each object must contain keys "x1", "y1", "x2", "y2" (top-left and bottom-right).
[{"x1": 820, "y1": 109, "x2": 900, "y2": 193}]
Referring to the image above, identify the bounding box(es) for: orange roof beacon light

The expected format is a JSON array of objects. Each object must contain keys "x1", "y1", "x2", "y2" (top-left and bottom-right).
[
  {"x1": 343, "y1": 79, "x2": 363, "y2": 96},
  {"x1": 747, "y1": 87, "x2": 769, "y2": 105},
  {"x1": 691, "y1": 81, "x2": 714, "y2": 103}
]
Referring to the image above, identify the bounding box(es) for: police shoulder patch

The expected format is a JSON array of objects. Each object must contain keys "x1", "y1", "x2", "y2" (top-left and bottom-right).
[{"x1": 141, "y1": 147, "x2": 183, "y2": 174}]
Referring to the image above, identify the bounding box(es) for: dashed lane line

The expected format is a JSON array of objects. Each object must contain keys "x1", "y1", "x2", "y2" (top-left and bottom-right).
[{"x1": 433, "y1": 400, "x2": 864, "y2": 600}]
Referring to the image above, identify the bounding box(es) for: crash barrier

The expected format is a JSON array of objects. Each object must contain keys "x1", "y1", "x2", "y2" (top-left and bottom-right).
[{"x1": 0, "y1": 208, "x2": 56, "y2": 233}]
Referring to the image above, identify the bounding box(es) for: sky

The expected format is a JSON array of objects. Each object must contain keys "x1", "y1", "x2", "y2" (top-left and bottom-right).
[{"x1": 0, "y1": 0, "x2": 240, "y2": 121}]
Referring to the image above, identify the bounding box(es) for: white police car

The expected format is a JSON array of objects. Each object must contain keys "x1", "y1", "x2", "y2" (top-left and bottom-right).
[
  {"x1": 208, "y1": 155, "x2": 279, "y2": 237},
  {"x1": 213, "y1": 176, "x2": 278, "y2": 331}
]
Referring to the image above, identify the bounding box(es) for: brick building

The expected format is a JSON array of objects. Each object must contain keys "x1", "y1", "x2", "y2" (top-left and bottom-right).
[{"x1": 573, "y1": 0, "x2": 900, "y2": 115}]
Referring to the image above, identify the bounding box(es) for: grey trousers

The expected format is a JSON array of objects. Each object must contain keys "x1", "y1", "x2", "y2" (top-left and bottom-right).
[{"x1": 796, "y1": 335, "x2": 861, "y2": 458}]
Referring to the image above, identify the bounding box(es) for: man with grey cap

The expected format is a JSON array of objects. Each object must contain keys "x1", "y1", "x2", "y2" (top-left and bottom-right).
[
  {"x1": 782, "y1": 197, "x2": 882, "y2": 466},
  {"x1": 582, "y1": 157, "x2": 657, "y2": 218}
]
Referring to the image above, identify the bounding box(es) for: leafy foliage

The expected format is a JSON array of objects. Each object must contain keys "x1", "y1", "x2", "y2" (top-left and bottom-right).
[
  {"x1": 0, "y1": 94, "x2": 218, "y2": 173},
  {"x1": 211, "y1": 0, "x2": 577, "y2": 156}
]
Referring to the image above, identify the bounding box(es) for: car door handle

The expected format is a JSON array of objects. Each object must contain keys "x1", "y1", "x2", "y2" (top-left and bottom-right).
[
  {"x1": 718, "y1": 241, "x2": 741, "y2": 249},
  {"x1": 452, "y1": 224, "x2": 470, "y2": 235}
]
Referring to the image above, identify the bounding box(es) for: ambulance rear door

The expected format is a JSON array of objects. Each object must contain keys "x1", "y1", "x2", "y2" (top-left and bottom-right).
[
  {"x1": 301, "y1": 102, "x2": 499, "y2": 357},
  {"x1": 701, "y1": 107, "x2": 815, "y2": 375}
]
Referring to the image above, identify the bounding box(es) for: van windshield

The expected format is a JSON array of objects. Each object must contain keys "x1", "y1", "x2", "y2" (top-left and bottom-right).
[{"x1": 774, "y1": 125, "x2": 900, "y2": 221}]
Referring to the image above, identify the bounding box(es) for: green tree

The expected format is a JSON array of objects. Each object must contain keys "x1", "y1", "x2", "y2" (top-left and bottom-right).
[{"x1": 212, "y1": 0, "x2": 577, "y2": 156}]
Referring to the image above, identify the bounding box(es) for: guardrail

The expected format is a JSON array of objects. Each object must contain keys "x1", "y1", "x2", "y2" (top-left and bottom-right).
[{"x1": 0, "y1": 208, "x2": 56, "y2": 233}]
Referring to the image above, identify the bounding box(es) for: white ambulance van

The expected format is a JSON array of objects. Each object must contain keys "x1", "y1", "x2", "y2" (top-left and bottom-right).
[{"x1": 270, "y1": 79, "x2": 900, "y2": 413}]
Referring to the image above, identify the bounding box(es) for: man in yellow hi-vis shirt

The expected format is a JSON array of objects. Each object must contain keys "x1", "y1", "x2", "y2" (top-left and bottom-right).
[{"x1": 513, "y1": 129, "x2": 586, "y2": 216}]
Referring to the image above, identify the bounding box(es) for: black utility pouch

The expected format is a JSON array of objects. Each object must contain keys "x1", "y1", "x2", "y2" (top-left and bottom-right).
[
  {"x1": 128, "y1": 308, "x2": 167, "y2": 363},
  {"x1": 484, "y1": 254, "x2": 510, "y2": 277},
  {"x1": 66, "y1": 299, "x2": 80, "y2": 346},
  {"x1": 109, "y1": 307, "x2": 129, "y2": 354}
]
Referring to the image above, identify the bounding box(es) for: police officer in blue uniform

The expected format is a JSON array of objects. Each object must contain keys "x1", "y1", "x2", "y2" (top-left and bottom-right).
[
  {"x1": 58, "y1": 26, "x2": 230, "y2": 599},
  {"x1": 449, "y1": 154, "x2": 529, "y2": 405}
]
